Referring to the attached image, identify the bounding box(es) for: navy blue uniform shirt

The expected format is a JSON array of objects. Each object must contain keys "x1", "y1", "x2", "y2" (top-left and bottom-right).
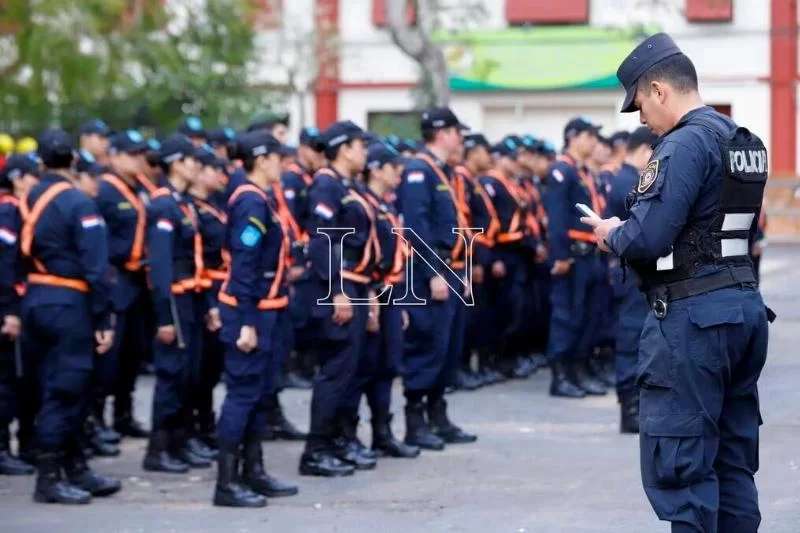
[{"x1": 0, "y1": 193, "x2": 22, "y2": 318}]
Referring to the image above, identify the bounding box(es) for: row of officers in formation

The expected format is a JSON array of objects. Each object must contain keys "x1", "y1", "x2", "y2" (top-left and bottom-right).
[{"x1": 0, "y1": 108, "x2": 766, "y2": 508}]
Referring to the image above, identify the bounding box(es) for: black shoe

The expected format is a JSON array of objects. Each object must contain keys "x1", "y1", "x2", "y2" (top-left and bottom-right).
[
  {"x1": 530, "y1": 353, "x2": 548, "y2": 370},
  {"x1": 299, "y1": 451, "x2": 355, "y2": 477},
  {"x1": 264, "y1": 395, "x2": 308, "y2": 441},
  {"x1": 512, "y1": 356, "x2": 534, "y2": 379},
  {"x1": 620, "y1": 393, "x2": 640, "y2": 434},
  {"x1": 548, "y1": 361, "x2": 586, "y2": 398},
  {"x1": 588, "y1": 355, "x2": 615, "y2": 388},
  {"x1": 65, "y1": 459, "x2": 121, "y2": 497},
  {"x1": 371, "y1": 412, "x2": 420, "y2": 459},
  {"x1": 573, "y1": 360, "x2": 608, "y2": 396},
  {"x1": 33, "y1": 453, "x2": 91, "y2": 505},
  {"x1": 213, "y1": 449, "x2": 266, "y2": 508},
  {"x1": 177, "y1": 446, "x2": 212, "y2": 469},
  {"x1": 197, "y1": 414, "x2": 219, "y2": 450},
  {"x1": 404, "y1": 401, "x2": 445, "y2": 451},
  {"x1": 115, "y1": 416, "x2": 150, "y2": 439},
  {"x1": 455, "y1": 369, "x2": 482, "y2": 391},
  {"x1": 142, "y1": 430, "x2": 190, "y2": 473},
  {"x1": 0, "y1": 450, "x2": 35, "y2": 475},
  {"x1": 242, "y1": 437, "x2": 298, "y2": 497},
  {"x1": 283, "y1": 371, "x2": 313, "y2": 390},
  {"x1": 187, "y1": 437, "x2": 218, "y2": 461},
  {"x1": 333, "y1": 436, "x2": 377, "y2": 470},
  {"x1": 427, "y1": 398, "x2": 477, "y2": 444},
  {"x1": 89, "y1": 432, "x2": 120, "y2": 457}
]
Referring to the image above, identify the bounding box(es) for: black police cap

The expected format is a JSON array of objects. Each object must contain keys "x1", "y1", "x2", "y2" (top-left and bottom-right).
[
  {"x1": 420, "y1": 107, "x2": 469, "y2": 131},
  {"x1": 564, "y1": 117, "x2": 602, "y2": 143},
  {"x1": 207, "y1": 127, "x2": 236, "y2": 146},
  {"x1": 463, "y1": 133, "x2": 490, "y2": 152},
  {"x1": 194, "y1": 144, "x2": 219, "y2": 167},
  {"x1": 299, "y1": 126, "x2": 321, "y2": 147},
  {"x1": 79, "y1": 119, "x2": 112, "y2": 137},
  {"x1": 158, "y1": 134, "x2": 195, "y2": 166},
  {"x1": 111, "y1": 129, "x2": 148, "y2": 155},
  {"x1": 177, "y1": 116, "x2": 205, "y2": 137},
  {"x1": 617, "y1": 32, "x2": 683, "y2": 113},
  {"x1": 609, "y1": 131, "x2": 631, "y2": 149},
  {"x1": 366, "y1": 142, "x2": 401, "y2": 170},
  {"x1": 37, "y1": 129, "x2": 74, "y2": 162},
  {"x1": 237, "y1": 131, "x2": 282, "y2": 159},
  {"x1": 491, "y1": 137, "x2": 519, "y2": 158},
  {"x1": 318, "y1": 121, "x2": 366, "y2": 151},
  {"x1": 2, "y1": 153, "x2": 40, "y2": 181}
]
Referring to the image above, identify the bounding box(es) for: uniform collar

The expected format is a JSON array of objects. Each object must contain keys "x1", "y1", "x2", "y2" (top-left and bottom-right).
[
  {"x1": 421, "y1": 148, "x2": 451, "y2": 173},
  {"x1": 41, "y1": 171, "x2": 72, "y2": 184},
  {"x1": 659, "y1": 105, "x2": 715, "y2": 141}
]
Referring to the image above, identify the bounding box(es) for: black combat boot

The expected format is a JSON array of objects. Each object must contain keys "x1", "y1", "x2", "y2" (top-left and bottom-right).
[
  {"x1": 427, "y1": 398, "x2": 477, "y2": 444},
  {"x1": 142, "y1": 430, "x2": 189, "y2": 473},
  {"x1": 512, "y1": 355, "x2": 535, "y2": 379},
  {"x1": 333, "y1": 415, "x2": 376, "y2": 470},
  {"x1": 548, "y1": 360, "x2": 586, "y2": 398},
  {"x1": 113, "y1": 393, "x2": 149, "y2": 439},
  {"x1": 573, "y1": 360, "x2": 608, "y2": 396},
  {"x1": 173, "y1": 428, "x2": 211, "y2": 469},
  {"x1": 63, "y1": 451, "x2": 121, "y2": 497},
  {"x1": 403, "y1": 400, "x2": 445, "y2": 451},
  {"x1": 264, "y1": 393, "x2": 307, "y2": 441},
  {"x1": 454, "y1": 368, "x2": 482, "y2": 391},
  {"x1": 33, "y1": 452, "x2": 91, "y2": 504},
  {"x1": 197, "y1": 411, "x2": 218, "y2": 451},
  {"x1": 86, "y1": 417, "x2": 120, "y2": 457},
  {"x1": 241, "y1": 435, "x2": 298, "y2": 497},
  {"x1": 0, "y1": 427, "x2": 34, "y2": 475},
  {"x1": 187, "y1": 435, "x2": 217, "y2": 461},
  {"x1": 213, "y1": 445, "x2": 266, "y2": 508},
  {"x1": 619, "y1": 392, "x2": 640, "y2": 434},
  {"x1": 92, "y1": 397, "x2": 120, "y2": 443},
  {"x1": 371, "y1": 410, "x2": 420, "y2": 458},
  {"x1": 587, "y1": 351, "x2": 615, "y2": 388}
]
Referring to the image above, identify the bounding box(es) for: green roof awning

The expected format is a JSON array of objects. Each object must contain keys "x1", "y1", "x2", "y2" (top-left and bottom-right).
[{"x1": 432, "y1": 26, "x2": 650, "y2": 92}]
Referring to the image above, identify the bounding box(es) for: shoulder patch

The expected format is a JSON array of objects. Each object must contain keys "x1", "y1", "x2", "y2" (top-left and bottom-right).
[
  {"x1": 407, "y1": 171, "x2": 425, "y2": 183},
  {"x1": 240, "y1": 225, "x2": 262, "y2": 247},
  {"x1": 637, "y1": 160, "x2": 659, "y2": 194},
  {"x1": 551, "y1": 169, "x2": 564, "y2": 183}
]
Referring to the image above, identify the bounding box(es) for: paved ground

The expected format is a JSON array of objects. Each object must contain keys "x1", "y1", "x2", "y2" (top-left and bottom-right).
[{"x1": 2, "y1": 245, "x2": 800, "y2": 532}]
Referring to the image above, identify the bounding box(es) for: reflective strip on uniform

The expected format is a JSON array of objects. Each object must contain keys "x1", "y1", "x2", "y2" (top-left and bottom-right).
[
  {"x1": 721, "y1": 238, "x2": 749, "y2": 257},
  {"x1": 721, "y1": 213, "x2": 755, "y2": 232},
  {"x1": 656, "y1": 252, "x2": 674, "y2": 271}
]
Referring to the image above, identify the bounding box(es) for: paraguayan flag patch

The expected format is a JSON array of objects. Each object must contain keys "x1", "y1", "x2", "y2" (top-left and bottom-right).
[
  {"x1": 284, "y1": 189, "x2": 296, "y2": 200},
  {"x1": 551, "y1": 169, "x2": 565, "y2": 183},
  {"x1": 407, "y1": 171, "x2": 425, "y2": 183},
  {"x1": 156, "y1": 218, "x2": 174, "y2": 232},
  {"x1": 81, "y1": 215, "x2": 102, "y2": 229},
  {"x1": 314, "y1": 203, "x2": 334, "y2": 220},
  {"x1": 0, "y1": 228, "x2": 17, "y2": 245}
]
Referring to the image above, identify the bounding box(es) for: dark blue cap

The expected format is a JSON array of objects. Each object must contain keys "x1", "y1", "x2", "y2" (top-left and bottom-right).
[
  {"x1": 75, "y1": 149, "x2": 104, "y2": 176},
  {"x1": 37, "y1": 129, "x2": 74, "y2": 162},
  {"x1": 318, "y1": 121, "x2": 366, "y2": 150},
  {"x1": 194, "y1": 144, "x2": 218, "y2": 167},
  {"x1": 2, "y1": 153, "x2": 40, "y2": 180},
  {"x1": 366, "y1": 142, "x2": 401, "y2": 170},
  {"x1": 299, "y1": 126, "x2": 321, "y2": 146},
  {"x1": 280, "y1": 145, "x2": 297, "y2": 157},
  {"x1": 79, "y1": 119, "x2": 112, "y2": 137},
  {"x1": 146, "y1": 138, "x2": 161, "y2": 152},
  {"x1": 420, "y1": 106, "x2": 469, "y2": 131},
  {"x1": 539, "y1": 140, "x2": 556, "y2": 157},
  {"x1": 177, "y1": 116, "x2": 205, "y2": 137},
  {"x1": 111, "y1": 129, "x2": 148, "y2": 155},
  {"x1": 609, "y1": 131, "x2": 631, "y2": 149},
  {"x1": 237, "y1": 131, "x2": 282, "y2": 159},
  {"x1": 463, "y1": 133, "x2": 490, "y2": 152},
  {"x1": 520, "y1": 135, "x2": 540, "y2": 152},
  {"x1": 564, "y1": 117, "x2": 602, "y2": 143},
  {"x1": 617, "y1": 33, "x2": 683, "y2": 113},
  {"x1": 158, "y1": 134, "x2": 195, "y2": 166},
  {"x1": 491, "y1": 137, "x2": 519, "y2": 158},
  {"x1": 207, "y1": 127, "x2": 236, "y2": 146}
]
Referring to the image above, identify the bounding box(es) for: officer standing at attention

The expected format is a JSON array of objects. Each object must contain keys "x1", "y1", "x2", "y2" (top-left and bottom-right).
[
  {"x1": 602, "y1": 126, "x2": 657, "y2": 434},
  {"x1": 21, "y1": 129, "x2": 118, "y2": 504},
  {"x1": 583, "y1": 33, "x2": 771, "y2": 533},
  {"x1": 398, "y1": 107, "x2": 477, "y2": 450},
  {"x1": 214, "y1": 131, "x2": 298, "y2": 507}
]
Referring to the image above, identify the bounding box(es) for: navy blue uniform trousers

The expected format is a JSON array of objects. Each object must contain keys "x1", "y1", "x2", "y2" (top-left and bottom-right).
[
  {"x1": 637, "y1": 286, "x2": 768, "y2": 533},
  {"x1": 547, "y1": 253, "x2": 599, "y2": 363},
  {"x1": 609, "y1": 261, "x2": 648, "y2": 397}
]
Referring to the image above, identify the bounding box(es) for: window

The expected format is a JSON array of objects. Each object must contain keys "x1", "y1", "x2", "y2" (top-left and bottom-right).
[
  {"x1": 367, "y1": 111, "x2": 421, "y2": 139},
  {"x1": 372, "y1": 0, "x2": 416, "y2": 27},
  {"x1": 505, "y1": 0, "x2": 589, "y2": 25},
  {"x1": 685, "y1": 0, "x2": 733, "y2": 22}
]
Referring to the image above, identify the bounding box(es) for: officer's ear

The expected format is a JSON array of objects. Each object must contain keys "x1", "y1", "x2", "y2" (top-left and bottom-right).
[{"x1": 650, "y1": 80, "x2": 667, "y2": 104}]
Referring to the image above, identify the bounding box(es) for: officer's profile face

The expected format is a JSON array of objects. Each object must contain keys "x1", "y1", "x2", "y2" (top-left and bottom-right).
[
  {"x1": 176, "y1": 155, "x2": 198, "y2": 181},
  {"x1": 259, "y1": 152, "x2": 283, "y2": 182},
  {"x1": 634, "y1": 82, "x2": 670, "y2": 136},
  {"x1": 345, "y1": 138, "x2": 367, "y2": 171},
  {"x1": 575, "y1": 131, "x2": 597, "y2": 159},
  {"x1": 83, "y1": 134, "x2": 109, "y2": 158},
  {"x1": 472, "y1": 146, "x2": 492, "y2": 171},
  {"x1": 213, "y1": 145, "x2": 229, "y2": 160},
  {"x1": 190, "y1": 136, "x2": 206, "y2": 147},
  {"x1": 199, "y1": 164, "x2": 221, "y2": 191},
  {"x1": 377, "y1": 162, "x2": 401, "y2": 189}
]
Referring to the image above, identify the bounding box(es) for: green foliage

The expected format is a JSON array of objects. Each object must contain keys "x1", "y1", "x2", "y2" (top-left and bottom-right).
[{"x1": 0, "y1": 0, "x2": 280, "y2": 137}]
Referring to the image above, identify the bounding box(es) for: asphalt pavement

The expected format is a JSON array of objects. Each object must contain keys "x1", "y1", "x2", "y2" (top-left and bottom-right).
[{"x1": 1, "y1": 244, "x2": 799, "y2": 533}]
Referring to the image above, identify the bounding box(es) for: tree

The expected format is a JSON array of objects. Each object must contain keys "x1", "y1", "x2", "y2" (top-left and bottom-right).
[{"x1": 385, "y1": 0, "x2": 488, "y2": 108}]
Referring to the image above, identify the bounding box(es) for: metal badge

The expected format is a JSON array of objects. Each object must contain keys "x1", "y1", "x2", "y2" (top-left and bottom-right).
[{"x1": 637, "y1": 159, "x2": 659, "y2": 193}]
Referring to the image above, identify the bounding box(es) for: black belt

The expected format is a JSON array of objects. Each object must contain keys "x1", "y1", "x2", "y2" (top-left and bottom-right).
[{"x1": 646, "y1": 265, "x2": 756, "y2": 319}]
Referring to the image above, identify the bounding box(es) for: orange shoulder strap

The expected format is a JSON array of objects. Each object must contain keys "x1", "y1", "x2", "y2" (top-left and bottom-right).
[
  {"x1": 103, "y1": 173, "x2": 147, "y2": 270},
  {"x1": 228, "y1": 183, "x2": 268, "y2": 206},
  {"x1": 20, "y1": 182, "x2": 73, "y2": 258}
]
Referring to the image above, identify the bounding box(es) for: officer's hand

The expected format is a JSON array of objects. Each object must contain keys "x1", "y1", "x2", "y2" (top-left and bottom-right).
[
  {"x1": 332, "y1": 293, "x2": 353, "y2": 325},
  {"x1": 580, "y1": 215, "x2": 622, "y2": 253},
  {"x1": 751, "y1": 241, "x2": 763, "y2": 257},
  {"x1": 401, "y1": 310, "x2": 410, "y2": 331},
  {"x1": 288, "y1": 265, "x2": 305, "y2": 282},
  {"x1": 491, "y1": 260, "x2": 506, "y2": 279},
  {"x1": 1, "y1": 315, "x2": 21, "y2": 340},
  {"x1": 535, "y1": 244, "x2": 548, "y2": 264},
  {"x1": 206, "y1": 307, "x2": 221, "y2": 332},
  {"x1": 236, "y1": 325, "x2": 258, "y2": 353},
  {"x1": 157, "y1": 325, "x2": 176, "y2": 345},
  {"x1": 430, "y1": 276, "x2": 449, "y2": 301},
  {"x1": 472, "y1": 264, "x2": 484, "y2": 284},
  {"x1": 550, "y1": 259, "x2": 573, "y2": 276},
  {"x1": 95, "y1": 330, "x2": 114, "y2": 355}
]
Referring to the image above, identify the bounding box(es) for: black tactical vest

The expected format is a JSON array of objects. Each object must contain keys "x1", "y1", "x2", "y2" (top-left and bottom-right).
[{"x1": 631, "y1": 117, "x2": 768, "y2": 291}]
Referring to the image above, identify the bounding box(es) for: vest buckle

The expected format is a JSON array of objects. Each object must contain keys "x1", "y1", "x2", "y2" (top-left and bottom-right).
[{"x1": 653, "y1": 299, "x2": 668, "y2": 320}]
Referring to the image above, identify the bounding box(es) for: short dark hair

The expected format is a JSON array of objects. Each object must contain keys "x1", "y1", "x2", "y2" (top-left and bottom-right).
[
  {"x1": 42, "y1": 152, "x2": 74, "y2": 170},
  {"x1": 324, "y1": 139, "x2": 355, "y2": 162},
  {"x1": 637, "y1": 53, "x2": 698, "y2": 95},
  {"x1": 421, "y1": 128, "x2": 436, "y2": 144}
]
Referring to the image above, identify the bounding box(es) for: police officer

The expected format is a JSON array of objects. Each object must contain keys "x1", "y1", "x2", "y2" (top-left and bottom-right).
[
  {"x1": 0, "y1": 154, "x2": 39, "y2": 476},
  {"x1": 21, "y1": 129, "x2": 119, "y2": 503},
  {"x1": 78, "y1": 119, "x2": 112, "y2": 167},
  {"x1": 214, "y1": 131, "x2": 298, "y2": 507},
  {"x1": 178, "y1": 116, "x2": 207, "y2": 147},
  {"x1": 602, "y1": 126, "x2": 657, "y2": 433},
  {"x1": 142, "y1": 134, "x2": 210, "y2": 473},
  {"x1": 542, "y1": 117, "x2": 608, "y2": 398},
  {"x1": 299, "y1": 120, "x2": 372, "y2": 477},
  {"x1": 398, "y1": 107, "x2": 477, "y2": 450},
  {"x1": 584, "y1": 33, "x2": 771, "y2": 533}
]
